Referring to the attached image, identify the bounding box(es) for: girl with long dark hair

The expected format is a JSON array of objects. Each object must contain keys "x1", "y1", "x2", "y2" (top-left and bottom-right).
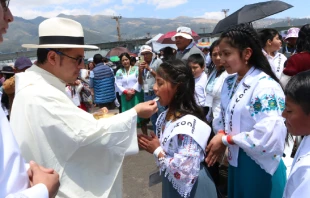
[
  {"x1": 138, "y1": 59, "x2": 217, "y2": 198},
  {"x1": 205, "y1": 40, "x2": 228, "y2": 132},
  {"x1": 206, "y1": 24, "x2": 287, "y2": 198},
  {"x1": 282, "y1": 70, "x2": 310, "y2": 197}
]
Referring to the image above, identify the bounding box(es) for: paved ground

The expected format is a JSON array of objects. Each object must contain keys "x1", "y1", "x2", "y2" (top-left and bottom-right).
[
  {"x1": 96, "y1": 107, "x2": 162, "y2": 198},
  {"x1": 122, "y1": 116, "x2": 162, "y2": 198},
  {"x1": 123, "y1": 146, "x2": 162, "y2": 198}
]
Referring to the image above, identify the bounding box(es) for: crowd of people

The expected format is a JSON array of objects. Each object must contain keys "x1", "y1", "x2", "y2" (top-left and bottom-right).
[{"x1": 1, "y1": 1, "x2": 310, "y2": 198}]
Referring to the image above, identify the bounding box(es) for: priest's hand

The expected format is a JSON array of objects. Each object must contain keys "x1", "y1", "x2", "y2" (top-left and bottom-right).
[
  {"x1": 205, "y1": 134, "x2": 226, "y2": 167},
  {"x1": 138, "y1": 132, "x2": 160, "y2": 154},
  {"x1": 28, "y1": 161, "x2": 60, "y2": 198},
  {"x1": 134, "y1": 100, "x2": 158, "y2": 118}
]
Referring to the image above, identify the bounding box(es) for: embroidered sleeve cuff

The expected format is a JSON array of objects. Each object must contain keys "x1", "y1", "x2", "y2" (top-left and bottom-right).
[{"x1": 153, "y1": 146, "x2": 163, "y2": 157}]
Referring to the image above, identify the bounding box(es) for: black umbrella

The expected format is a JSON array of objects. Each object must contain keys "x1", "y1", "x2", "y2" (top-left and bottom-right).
[{"x1": 212, "y1": 0, "x2": 293, "y2": 34}]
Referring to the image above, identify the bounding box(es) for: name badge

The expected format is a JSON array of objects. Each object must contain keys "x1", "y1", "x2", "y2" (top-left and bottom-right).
[{"x1": 143, "y1": 82, "x2": 149, "y2": 93}]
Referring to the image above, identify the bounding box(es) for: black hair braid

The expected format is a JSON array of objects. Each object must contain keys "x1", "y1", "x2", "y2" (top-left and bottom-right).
[
  {"x1": 220, "y1": 23, "x2": 279, "y2": 83},
  {"x1": 226, "y1": 24, "x2": 263, "y2": 49},
  {"x1": 242, "y1": 27, "x2": 263, "y2": 48}
]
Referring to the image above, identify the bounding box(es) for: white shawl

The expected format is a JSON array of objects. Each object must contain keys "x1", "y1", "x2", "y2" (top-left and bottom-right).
[{"x1": 156, "y1": 111, "x2": 211, "y2": 154}]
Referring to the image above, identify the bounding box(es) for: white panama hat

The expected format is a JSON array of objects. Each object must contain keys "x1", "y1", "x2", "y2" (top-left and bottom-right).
[{"x1": 22, "y1": 17, "x2": 98, "y2": 49}]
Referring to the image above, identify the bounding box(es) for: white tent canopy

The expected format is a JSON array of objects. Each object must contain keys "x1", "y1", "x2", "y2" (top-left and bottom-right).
[
  {"x1": 146, "y1": 33, "x2": 163, "y2": 45},
  {"x1": 146, "y1": 33, "x2": 177, "y2": 53}
]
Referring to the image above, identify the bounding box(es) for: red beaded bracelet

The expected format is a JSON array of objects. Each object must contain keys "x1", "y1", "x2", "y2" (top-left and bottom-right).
[
  {"x1": 218, "y1": 130, "x2": 225, "y2": 135},
  {"x1": 227, "y1": 135, "x2": 234, "y2": 145}
]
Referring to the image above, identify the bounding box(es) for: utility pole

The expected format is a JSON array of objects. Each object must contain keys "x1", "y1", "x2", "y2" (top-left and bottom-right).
[
  {"x1": 112, "y1": 15, "x2": 122, "y2": 41},
  {"x1": 287, "y1": 17, "x2": 291, "y2": 26},
  {"x1": 200, "y1": 27, "x2": 207, "y2": 33},
  {"x1": 221, "y1": 9, "x2": 230, "y2": 18}
]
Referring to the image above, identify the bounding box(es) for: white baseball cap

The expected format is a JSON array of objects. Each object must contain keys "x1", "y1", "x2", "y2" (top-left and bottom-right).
[
  {"x1": 139, "y1": 45, "x2": 153, "y2": 54},
  {"x1": 171, "y1": 27, "x2": 193, "y2": 41}
]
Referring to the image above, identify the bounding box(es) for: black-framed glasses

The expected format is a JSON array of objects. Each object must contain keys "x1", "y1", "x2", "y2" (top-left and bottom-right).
[
  {"x1": 1, "y1": 0, "x2": 10, "y2": 11},
  {"x1": 46, "y1": 48, "x2": 84, "y2": 65},
  {"x1": 141, "y1": 53, "x2": 152, "y2": 57}
]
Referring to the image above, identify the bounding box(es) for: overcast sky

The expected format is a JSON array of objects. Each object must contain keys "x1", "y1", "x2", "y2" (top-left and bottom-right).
[{"x1": 9, "y1": 0, "x2": 309, "y2": 20}]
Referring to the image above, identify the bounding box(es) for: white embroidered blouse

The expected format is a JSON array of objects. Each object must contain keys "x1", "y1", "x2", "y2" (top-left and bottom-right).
[
  {"x1": 214, "y1": 68, "x2": 287, "y2": 175},
  {"x1": 155, "y1": 110, "x2": 210, "y2": 198},
  {"x1": 115, "y1": 66, "x2": 141, "y2": 94}
]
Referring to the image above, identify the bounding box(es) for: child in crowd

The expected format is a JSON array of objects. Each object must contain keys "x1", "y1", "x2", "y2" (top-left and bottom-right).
[
  {"x1": 138, "y1": 59, "x2": 217, "y2": 198},
  {"x1": 282, "y1": 70, "x2": 310, "y2": 197},
  {"x1": 187, "y1": 54, "x2": 208, "y2": 115},
  {"x1": 259, "y1": 28, "x2": 287, "y2": 80},
  {"x1": 65, "y1": 80, "x2": 84, "y2": 109}
]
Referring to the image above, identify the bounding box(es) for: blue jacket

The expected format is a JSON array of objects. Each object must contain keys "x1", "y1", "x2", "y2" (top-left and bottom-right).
[{"x1": 90, "y1": 63, "x2": 115, "y2": 104}]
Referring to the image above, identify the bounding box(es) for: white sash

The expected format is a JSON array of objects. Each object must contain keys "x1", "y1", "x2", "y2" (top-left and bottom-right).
[
  {"x1": 156, "y1": 111, "x2": 211, "y2": 154},
  {"x1": 221, "y1": 67, "x2": 261, "y2": 167},
  {"x1": 262, "y1": 49, "x2": 284, "y2": 79}
]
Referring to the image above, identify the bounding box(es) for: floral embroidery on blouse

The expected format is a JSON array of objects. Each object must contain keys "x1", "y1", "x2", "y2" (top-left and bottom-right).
[
  {"x1": 226, "y1": 75, "x2": 236, "y2": 94},
  {"x1": 115, "y1": 66, "x2": 139, "y2": 79},
  {"x1": 243, "y1": 133, "x2": 281, "y2": 160},
  {"x1": 250, "y1": 94, "x2": 284, "y2": 116},
  {"x1": 278, "y1": 97, "x2": 285, "y2": 112},
  {"x1": 157, "y1": 135, "x2": 204, "y2": 198},
  {"x1": 259, "y1": 76, "x2": 275, "y2": 81}
]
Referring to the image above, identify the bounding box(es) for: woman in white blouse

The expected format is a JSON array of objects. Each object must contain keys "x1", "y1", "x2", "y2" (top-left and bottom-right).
[
  {"x1": 259, "y1": 28, "x2": 295, "y2": 176},
  {"x1": 205, "y1": 40, "x2": 228, "y2": 133},
  {"x1": 115, "y1": 53, "x2": 148, "y2": 134}
]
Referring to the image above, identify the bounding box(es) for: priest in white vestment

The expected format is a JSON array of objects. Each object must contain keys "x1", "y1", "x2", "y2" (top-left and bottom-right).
[
  {"x1": 10, "y1": 17, "x2": 157, "y2": 198},
  {"x1": 0, "y1": 3, "x2": 60, "y2": 198}
]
